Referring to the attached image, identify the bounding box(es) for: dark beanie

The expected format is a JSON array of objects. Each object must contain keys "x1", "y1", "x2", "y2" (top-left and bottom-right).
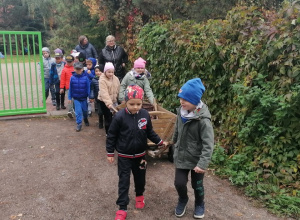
[{"x1": 178, "y1": 78, "x2": 205, "y2": 105}]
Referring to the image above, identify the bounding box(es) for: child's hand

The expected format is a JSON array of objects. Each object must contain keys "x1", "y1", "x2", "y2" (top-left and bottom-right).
[
  {"x1": 107, "y1": 157, "x2": 114, "y2": 163},
  {"x1": 68, "y1": 100, "x2": 72, "y2": 104},
  {"x1": 193, "y1": 166, "x2": 205, "y2": 174},
  {"x1": 87, "y1": 70, "x2": 91, "y2": 74},
  {"x1": 158, "y1": 141, "x2": 169, "y2": 149},
  {"x1": 60, "y1": 89, "x2": 64, "y2": 94},
  {"x1": 90, "y1": 99, "x2": 94, "y2": 103}
]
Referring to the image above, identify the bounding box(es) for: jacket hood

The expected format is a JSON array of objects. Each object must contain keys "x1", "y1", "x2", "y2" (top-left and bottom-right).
[
  {"x1": 178, "y1": 101, "x2": 211, "y2": 120},
  {"x1": 87, "y1": 57, "x2": 97, "y2": 69},
  {"x1": 79, "y1": 42, "x2": 89, "y2": 49}
]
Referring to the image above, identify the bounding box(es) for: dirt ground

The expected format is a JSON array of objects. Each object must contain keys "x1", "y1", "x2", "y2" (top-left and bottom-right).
[{"x1": 0, "y1": 105, "x2": 294, "y2": 220}]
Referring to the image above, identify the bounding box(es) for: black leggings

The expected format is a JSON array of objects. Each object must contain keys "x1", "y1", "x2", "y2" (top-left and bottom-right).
[
  {"x1": 174, "y1": 168, "x2": 204, "y2": 206},
  {"x1": 99, "y1": 101, "x2": 112, "y2": 134}
]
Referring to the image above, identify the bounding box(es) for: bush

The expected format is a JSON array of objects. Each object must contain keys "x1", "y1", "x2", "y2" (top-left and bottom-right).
[{"x1": 136, "y1": 3, "x2": 300, "y2": 218}]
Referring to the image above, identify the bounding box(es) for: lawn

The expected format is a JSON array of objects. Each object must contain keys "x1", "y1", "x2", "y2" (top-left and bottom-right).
[{"x1": 0, "y1": 54, "x2": 41, "y2": 63}]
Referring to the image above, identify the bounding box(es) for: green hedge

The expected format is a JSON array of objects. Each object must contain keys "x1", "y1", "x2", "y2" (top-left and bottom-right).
[{"x1": 136, "y1": 3, "x2": 300, "y2": 218}]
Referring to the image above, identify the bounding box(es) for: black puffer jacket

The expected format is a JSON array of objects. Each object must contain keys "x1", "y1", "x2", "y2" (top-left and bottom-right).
[
  {"x1": 106, "y1": 108, "x2": 162, "y2": 157},
  {"x1": 75, "y1": 42, "x2": 98, "y2": 59},
  {"x1": 98, "y1": 45, "x2": 128, "y2": 81}
]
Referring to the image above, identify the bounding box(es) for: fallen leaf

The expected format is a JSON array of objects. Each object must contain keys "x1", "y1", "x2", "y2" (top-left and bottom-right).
[{"x1": 40, "y1": 146, "x2": 45, "y2": 149}]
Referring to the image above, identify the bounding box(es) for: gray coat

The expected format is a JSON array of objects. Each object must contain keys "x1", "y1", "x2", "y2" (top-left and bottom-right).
[
  {"x1": 172, "y1": 103, "x2": 214, "y2": 170},
  {"x1": 118, "y1": 70, "x2": 154, "y2": 104}
]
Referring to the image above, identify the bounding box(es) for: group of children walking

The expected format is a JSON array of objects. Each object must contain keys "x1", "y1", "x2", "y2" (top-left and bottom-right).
[{"x1": 40, "y1": 45, "x2": 214, "y2": 220}]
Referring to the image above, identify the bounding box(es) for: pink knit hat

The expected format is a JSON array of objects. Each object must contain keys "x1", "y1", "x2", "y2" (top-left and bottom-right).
[
  {"x1": 104, "y1": 62, "x2": 115, "y2": 73},
  {"x1": 134, "y1": 57, "x2": 146, "y2": 69}
]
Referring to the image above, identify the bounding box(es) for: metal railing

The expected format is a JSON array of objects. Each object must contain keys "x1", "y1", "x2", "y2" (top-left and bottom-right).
[{"x1": 0, "y1": 31, "x2": 46, "y2": 116}]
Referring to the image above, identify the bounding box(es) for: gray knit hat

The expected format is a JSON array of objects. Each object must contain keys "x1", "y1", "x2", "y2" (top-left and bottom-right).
[{"x1": 42, "y1": 47, "x2": 50, "y2": 54}]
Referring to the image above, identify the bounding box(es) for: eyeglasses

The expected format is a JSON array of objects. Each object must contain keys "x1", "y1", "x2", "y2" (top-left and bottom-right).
[{"x1": 106, "y1": 40, "x2": 115, "y2": 43}]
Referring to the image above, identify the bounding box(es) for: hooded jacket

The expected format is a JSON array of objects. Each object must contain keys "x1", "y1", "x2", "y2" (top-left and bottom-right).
[
  {"x1": 98, "y1": 45, "x2": 128, "y2": 79},
  {"x1": 60, "y1": 64, "x2": 74, "y2": 90},
  {"x1": 75, "y1": 42, "x2": 98, "y2": 59},
  {"x1": 49, "y1": 61, "x2": 66, "y2": 85},
  {"x1": 172, "y1": 103, "x2": 214, "y2": 170},
  {"x1": 84, "y1": 57, "x2": 97, "y2": 81},
  {"x1": 39, "y1": 56, "x2": 55, "y2": 79},
  {"x1": 118, "y1": 70, "x2": 154, "y2": 104}
]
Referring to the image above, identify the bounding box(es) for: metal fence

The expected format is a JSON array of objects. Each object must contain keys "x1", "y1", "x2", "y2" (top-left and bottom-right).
[{"x1": 0, "y1": 31, "x2": 46, "y2": 116}]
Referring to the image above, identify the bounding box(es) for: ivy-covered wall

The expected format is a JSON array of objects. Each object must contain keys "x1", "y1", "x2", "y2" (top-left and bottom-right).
[{"x1": 135, "y1": 3, "x2": 300, "y2": 217}]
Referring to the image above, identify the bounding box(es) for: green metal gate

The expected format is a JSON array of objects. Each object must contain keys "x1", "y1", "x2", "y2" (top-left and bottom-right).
[{"x1": 0, "y1": 31, "x2": 46, "y2": 116}]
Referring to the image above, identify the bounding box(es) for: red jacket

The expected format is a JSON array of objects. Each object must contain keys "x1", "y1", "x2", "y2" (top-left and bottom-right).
[{"x1": 60, "y1": 64, "x2": 74, "y2": 89}]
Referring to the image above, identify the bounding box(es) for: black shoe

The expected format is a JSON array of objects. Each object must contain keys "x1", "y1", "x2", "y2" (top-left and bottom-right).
[
  {"x1": 61, "y1": 105, "x2": 66, "y2": 109},
  {"x1": 56, "y1": 105, "x2": 60, "y2": 110},
  {"x1": 84, "y1": 118, "x2": 89, "y2": 126},
  {"x1": 76, "y1": 124, "x2": 82, "y2": 132}
]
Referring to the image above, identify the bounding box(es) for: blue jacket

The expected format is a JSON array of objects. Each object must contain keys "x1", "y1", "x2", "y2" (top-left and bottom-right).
[
  {"x1": 49, "y1": 61, "x2": 66, "y2": 85},
  {"x1": 84, "y1": 57, "x2": 97, "y2": 81},
  {"x1": 90, "y1": 76, "x2": 99, "y2": 100},
  {"x1": 68, "y1": 71, "x2": 90, "y2": 101}
]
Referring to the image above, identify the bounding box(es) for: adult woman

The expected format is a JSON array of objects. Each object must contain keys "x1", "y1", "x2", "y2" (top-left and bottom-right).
[
  {"x1": 75, "y1": 35, "x2": 98, "y2": 59},
  {"x1": 98, "y1": 35, "x2": 128, "y2": 82}
]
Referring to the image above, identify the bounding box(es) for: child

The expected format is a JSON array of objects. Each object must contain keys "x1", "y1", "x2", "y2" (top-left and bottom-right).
[
  {"x1": 85, "y1": 57, "x2": 97, "y2": 116},
  {"x1": 68, "y1": 62, "x2": 90, "y2": 132},
  {"x1": 60, "y1": 54, "x2": 75, "y2": 118},
  {"x1": 106, "y1": 84, "x2": 167, "y2": 220},
  {"x1": 118, "y1": 57, "x2": 155, "y2": 104},
  {"x1": 90, "y1": 65, "x2": 104, "y2": 128},
  {"x1": 50, "y1": 48, "x2": 66, "y2": 110},
  {"x1": 172, "y1": 78, "x2": 214, "y2": 219},
  {"x1": 98, "y1": 62, "x2": 120, "y2": 134},
  {"x1": 39, "y1": 47, "x2": 56, "y2": 106}
]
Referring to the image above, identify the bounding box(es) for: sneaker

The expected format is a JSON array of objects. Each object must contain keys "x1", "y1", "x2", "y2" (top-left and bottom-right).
[
  {"x1": 115, "y1": 210, "x2": 127, "y2": 220},
  {"x1": 52, "y1": 100, "x2": 56, "y2": 106},
  {"x1": 135, "y1": 195, "x2": 145, "y2": 209},
  {"x1": 175, "y1": 199, "x2": 188, "y2": 217},
  {"x1": 67, "y1": 112, "x2": 73, "y2": 118},
  {"x1": 84, "y1": 118, "x2": 89, "y2": 126},
  {"x1": 76, "y1": 124, "x2": 82, "y2": 132},
  {"x1": 194, "y1": 203, "x2": 205, "y2": 219},
  {"x1": 61, "y1": 105, "x2": 66, "y2": 109},
  {"x1": 88, "y1": 111, "x2": 92, "y2": 117}
]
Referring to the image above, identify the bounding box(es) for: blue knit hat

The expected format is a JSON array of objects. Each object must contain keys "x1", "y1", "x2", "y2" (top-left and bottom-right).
[{"x1": 178, "y1": 78, "x2": 205, "y2": 105}]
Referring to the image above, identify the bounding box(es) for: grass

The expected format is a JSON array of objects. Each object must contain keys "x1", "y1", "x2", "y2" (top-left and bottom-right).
[{"x1": 0, "y1": 54, "x2": 41, "y2": 63}]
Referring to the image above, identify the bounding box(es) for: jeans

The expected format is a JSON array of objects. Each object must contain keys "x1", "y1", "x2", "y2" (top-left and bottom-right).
[
  {"x1": 44, "y1": 78, "x2": 55, "y2": 101},
  {"x1": 73, "y1": 99, "x2": 88, "y2": 125},
  {"x1": 65, "y1": 89, "x2": 74, "y2": 113}
]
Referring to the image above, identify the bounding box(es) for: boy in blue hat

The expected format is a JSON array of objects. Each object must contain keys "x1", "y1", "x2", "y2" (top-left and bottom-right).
[{"x1": 171, "y1": 78, "x2": 214, "y2": 219}]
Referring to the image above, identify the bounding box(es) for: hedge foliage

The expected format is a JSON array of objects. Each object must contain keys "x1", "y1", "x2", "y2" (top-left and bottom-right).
[{"x1": 136, "y1": 3, "x2": 300, "y2": 217}]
